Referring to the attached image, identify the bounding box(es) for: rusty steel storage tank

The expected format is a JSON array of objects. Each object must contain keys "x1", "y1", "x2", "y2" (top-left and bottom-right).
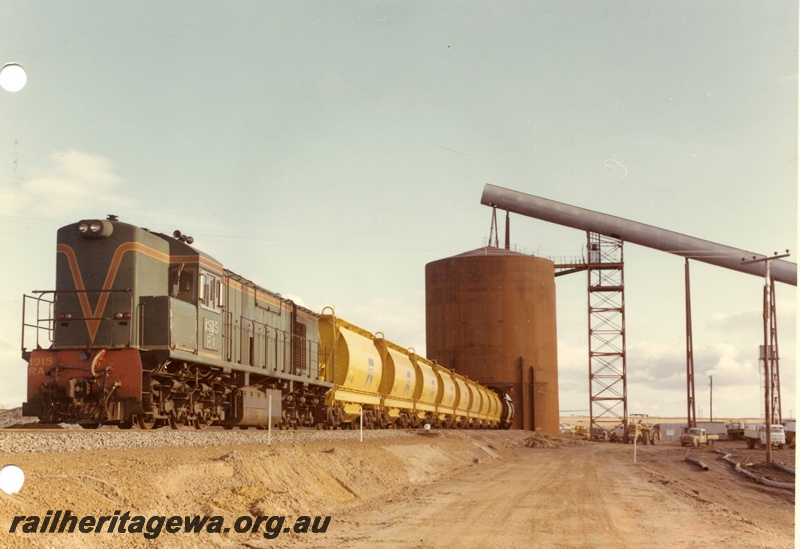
[{"x1": 425, "y1": 247, "x2": 559, "y2": 434}]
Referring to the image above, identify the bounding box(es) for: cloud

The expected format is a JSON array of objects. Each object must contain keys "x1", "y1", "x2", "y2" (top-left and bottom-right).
[
  {"x1": 1, "y1": 149, "x2": 135, "y2": 218},
  {"x1": 555, "y1": 332, "x2": 795, "y2": 418}
]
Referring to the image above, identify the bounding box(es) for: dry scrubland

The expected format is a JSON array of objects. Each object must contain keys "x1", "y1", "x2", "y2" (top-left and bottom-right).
[{"x1": 0, "y1": 409, "x2": 795, "y2": 548}]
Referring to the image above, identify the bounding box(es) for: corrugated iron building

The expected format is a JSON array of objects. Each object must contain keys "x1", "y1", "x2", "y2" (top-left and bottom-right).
[{"x1": 425, "y1": 247, "x2": 560, "y2": 435}]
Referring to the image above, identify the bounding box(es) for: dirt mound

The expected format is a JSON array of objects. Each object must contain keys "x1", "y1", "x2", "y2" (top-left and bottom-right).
[
  {"x1": 0, "y1": 408, "x2": 39, "y2": 429},
  {"x1": 0, "y1": 430, "x2": 532, "y2": 548},
  {"x1": 523, "y1": 431, "x2": 585, "y2": 448}
]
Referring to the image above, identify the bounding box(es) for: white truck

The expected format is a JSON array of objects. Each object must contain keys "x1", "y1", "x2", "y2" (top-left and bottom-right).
[
  {"x1": 744, "y1": 424, "x2": 785, "y2": 449},
  {"x1": 784, "y1": 421, "x2": 795, "y2": 448}
]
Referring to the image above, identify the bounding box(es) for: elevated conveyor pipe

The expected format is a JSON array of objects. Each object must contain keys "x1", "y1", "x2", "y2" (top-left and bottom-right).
[{"x1": 481, "y1": 184, "x2": 797, "y2": 286}]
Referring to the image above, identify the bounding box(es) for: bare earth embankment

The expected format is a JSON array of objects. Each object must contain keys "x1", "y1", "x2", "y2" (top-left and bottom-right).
[{"x1": 0, "y1": 415, "x2": 795, "y2": 548}]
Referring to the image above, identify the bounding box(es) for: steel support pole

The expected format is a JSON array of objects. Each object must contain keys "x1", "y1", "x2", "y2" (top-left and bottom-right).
[{"x1": 685, "y1": 259, "x2": 696, "y2": 428}]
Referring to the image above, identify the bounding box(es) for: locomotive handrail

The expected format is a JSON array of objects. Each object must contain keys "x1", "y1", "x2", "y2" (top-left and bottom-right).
[
  {"x1": 22, "y1": 289, "x2": 134, "y2": 351},
  {"x1": 233, "y1": 313, "x2": 325, "y2": 381},
  {"x1": 21, "y1": 293, "x2": 54, "y2": 353}
]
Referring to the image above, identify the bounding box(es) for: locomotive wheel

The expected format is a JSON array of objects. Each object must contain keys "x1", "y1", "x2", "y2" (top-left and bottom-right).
[
  {"x1": 169, "y1": 415, "x2": 185, "y2": 430},
  {"x1": 194, "y1": 417, "x2": 211, "y2": 430},
  {"x1": 81, "y1": 423, "x2": 100, "y2": 429},
  {"x1": 135, "y1": 415, "x2": 157, "y2": 430},
  {"x1": 118, "y1": 420, "x2": 134, "y2": 430}
]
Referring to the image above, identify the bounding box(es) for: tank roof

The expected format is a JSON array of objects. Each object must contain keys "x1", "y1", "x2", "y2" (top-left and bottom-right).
[{"x1": 444, "y1": 246, "x2": 546, "y2": 260}]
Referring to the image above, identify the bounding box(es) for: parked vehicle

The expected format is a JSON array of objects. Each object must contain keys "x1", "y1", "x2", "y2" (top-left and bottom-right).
[
  {"x1": 744, "y1": 424, "x2": 785, "y2": 449},
  {"x1": 628, "y1": 419, "x2": 660, "y2": 445},
  {"x1": 680, "y1": 428, "x2": 719, "y2": 447},
  {"x1": 725, "y1": 420, "x2": 746, "y2": 441},
  {"x1": 784, "y1": 421, "x2": 795, "y2": 448}
]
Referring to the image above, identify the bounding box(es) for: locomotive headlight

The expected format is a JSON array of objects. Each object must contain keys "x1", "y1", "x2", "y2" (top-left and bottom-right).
[{"x1": 77, "y1": 219, "x2": 113, "y2": 238}]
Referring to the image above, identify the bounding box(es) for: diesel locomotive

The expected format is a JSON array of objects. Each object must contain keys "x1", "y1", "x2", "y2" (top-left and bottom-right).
[{"x1": 21, "y1": 216, "x2": 513, "y2": 430}]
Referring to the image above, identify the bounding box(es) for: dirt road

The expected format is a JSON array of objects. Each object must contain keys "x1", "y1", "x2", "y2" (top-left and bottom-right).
[
  {"x1": 0, "y1": 429, "x2": 795, "y2": 548},
  {"x1": 318, "y1": 442, "x2": 795, "y2": 549}
]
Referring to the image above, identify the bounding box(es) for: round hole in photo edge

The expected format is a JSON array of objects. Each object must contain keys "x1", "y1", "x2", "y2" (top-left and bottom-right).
[
  {"x1": 0, "y1": 464, "x2": 25, "y2": 494},
  {"x1": 0, "y1": 63, "x2": 27, "y2": 92}
]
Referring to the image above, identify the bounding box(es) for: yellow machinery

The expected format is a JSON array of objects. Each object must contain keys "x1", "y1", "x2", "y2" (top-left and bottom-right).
[{"x1": 627, "y1": 416, "x2": 660, "y2": 445}]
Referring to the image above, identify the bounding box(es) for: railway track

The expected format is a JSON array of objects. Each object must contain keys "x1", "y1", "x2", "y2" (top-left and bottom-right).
[{"x1": 0, "y1": 425, "x2": 426, "y2": 455}]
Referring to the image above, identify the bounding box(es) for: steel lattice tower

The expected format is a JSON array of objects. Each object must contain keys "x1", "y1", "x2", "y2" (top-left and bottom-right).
[{"x1": 587, "y1": 232, "x2": 627, "y2": 441}]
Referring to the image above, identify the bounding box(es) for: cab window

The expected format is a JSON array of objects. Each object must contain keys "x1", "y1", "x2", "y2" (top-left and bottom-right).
[
  {"x1": 170, "y1": 265, "x2": 196, "y2": 304},
  {"x1": 199, "y1": 270, "x2": 223, "y2": 312}
]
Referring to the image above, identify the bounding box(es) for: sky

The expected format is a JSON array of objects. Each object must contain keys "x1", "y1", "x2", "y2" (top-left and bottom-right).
[{"x1": 0, "y1": 1, "x2": 796, "y2": 420}]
